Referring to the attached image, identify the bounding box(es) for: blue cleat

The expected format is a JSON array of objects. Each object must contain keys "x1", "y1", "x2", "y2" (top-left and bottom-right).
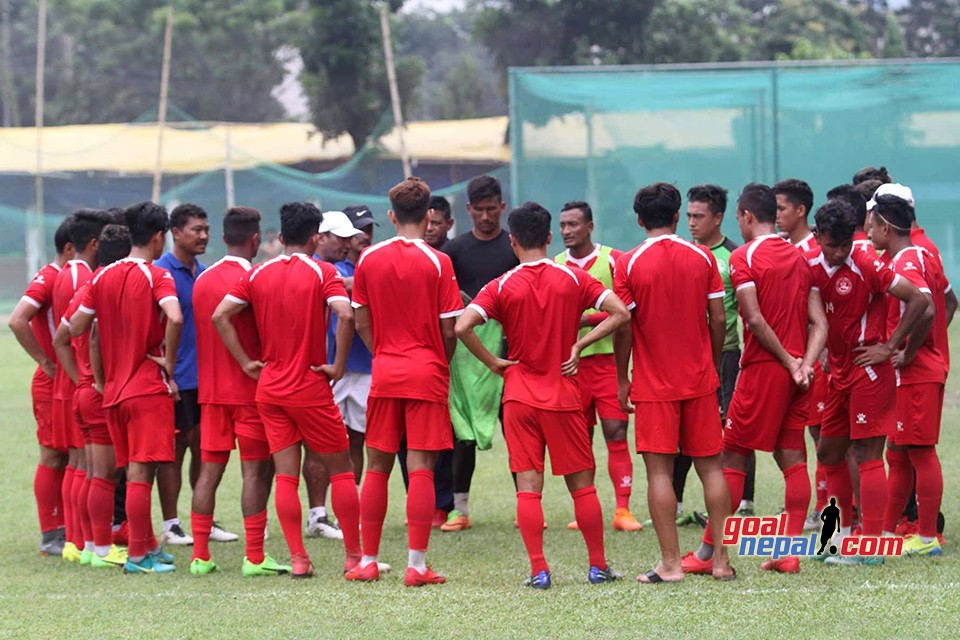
[
  {"x1": 124, "y1": 556, "x2": 176, "y2": 574},
  {"x1": 524, "y1": 570, "x2": 551, "y2": 590},
  {"x1": 588, "y1": 564, "x2": 622, "y2": 584},
  {"x1": 148, "y1": 547, "x2": 175, "y2": 564}
]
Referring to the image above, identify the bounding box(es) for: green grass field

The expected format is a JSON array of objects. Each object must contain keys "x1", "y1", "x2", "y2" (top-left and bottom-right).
[{"x1": 1, "y1": 327, "x2": 959, "y2": 640}]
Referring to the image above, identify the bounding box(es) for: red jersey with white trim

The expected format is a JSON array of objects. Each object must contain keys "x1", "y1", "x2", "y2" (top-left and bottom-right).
[
  {"x1": 886, "y1": 245, "x2": 948, "y2": 385},
  {"x1": 78, "y1": 258, "x2": 177, "y2": 407},
  {"x1": 808, "y1": 249, "x2": 897, "y2": 392},
  {"x1": 852, "y1": 231, "x2": 878, "y2": 258},
  {"x1": 351, "y1": 237, "x2": 463, "y2": 404},
  {"x1": 729, "y1": 234, "x2": 812, "y2": 367},
  {"x1": 911, "y1": 228, "x2": 941, "y2": 261},
  {"x1": 21, "y1": 262, "x2": 62, "y2": 399},
  {"x1": 227, "y1": 253, "x2": 348, "y2": 407},
  {"x1": 194, "y1": 256, "x2": 260, "y2": 406},
  {"x1": 61, "y1": 280, "x2": 94, "y2": 388},
  {"x1": 795, "y1": 232, "x2": 819, "y2": 254},
  {"x1": 613, "y1": 234, "x2": 724, "y2": 402},
  {"x1": 469, "y1": 259, "x2": 610, "y2": 411},
  {"x1": 907, "y1": 228, "x2": 951, "y2": 371},
  {"x1": 53, "y1": 260, "x2": 94, "y2": 400}
]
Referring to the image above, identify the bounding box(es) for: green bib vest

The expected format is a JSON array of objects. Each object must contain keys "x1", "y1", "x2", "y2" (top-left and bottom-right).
[{"x1": 555, "y1": 244, "x2": 614, "y2": 358}]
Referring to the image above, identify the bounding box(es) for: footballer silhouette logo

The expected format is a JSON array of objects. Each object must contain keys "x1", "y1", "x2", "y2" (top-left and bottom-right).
[{"x1": 817, "y1": 498, "x2": 841, "y2": 555}]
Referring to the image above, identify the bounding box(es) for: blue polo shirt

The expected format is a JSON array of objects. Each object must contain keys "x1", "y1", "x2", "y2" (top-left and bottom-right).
[
  {"x1": 154, "y1": 251, "x2": 206, "y2": 390},
  {"x1": 327, "y1": 257, "x2": 372, "y2": 374}
]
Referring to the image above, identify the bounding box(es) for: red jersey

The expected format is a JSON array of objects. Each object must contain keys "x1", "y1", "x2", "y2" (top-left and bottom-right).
[
  {"x1": 795, "y1": 232, "x2": 818, "y2": 254},
  {"x1": 808, "y1": 249, "x2": 897, "y2": 392},
  {"x1": 351, "y1": 237, "x2": 463, "y2": 404},
  {"x1": 78, "y1": 258, "x2": 177, "y2": 407},
  {"x1": 194, "y1": 256, "x2": 260, "y2": 406},
  {"x1": 20, "y1": 262, "x2": 62, "y2": 399},
  {"x1": 852, "y1": 231, "x2": 878, "y2": 258},
  {"x1": 911, "y1": 228, "x2": 941, "y2": 261},
  {"x1": 469, "y1": 259, "x2": 610, "y2": 411},
  {"x1": 613, "y1": 234, "x2": 724, "y2": 402},
  {"x1": 60, "y1": 281, "x2": 95, "y2": 388},
  {"x1": 886, "y1": 246, "x2": 948, "y2": 386},
  {"x1": 227, "y1": 253, "x2": 349, "y2": 407},
  {"x1": 729, "y1": 234, "x2": 812, "y2": 367},
  {"x1": 53, "y1": 260, "x2": 94, "y2": 400}
]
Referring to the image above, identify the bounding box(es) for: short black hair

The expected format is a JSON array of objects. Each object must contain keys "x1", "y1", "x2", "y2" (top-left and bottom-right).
[
  {"x1": 170, "y1": 203, "x2": 208, "y2": 230},
  {"x1": 561, "y1": 200, "x2": 593, "y2": 223},
  {"x1": 98, "y1": 224, "x2": 132, "y2": 265},
  {"x1": 634, "y1": 182, "x2": 681, "y2": 230},
  {"x1": 814, "y1": 199, "x2": 857, "y2": 245},
  {"x1": 854, "y1": 179, "x2": 884, "y2": 203},
  {"x1": 872, "y1": 194, "x2": 913, "y2": 235},
  {"x1": 852, "y1": 166, "x2": 892, "y2": 186},
  {"x1": 826, "y1": 184, "x2": 868, "y2": 229},
  {"x1": 508, "y1": 202, "x2": 551, "y2": 249},
  {"x1": 105, "y1": 207, "x2": 127, "y2": 225},
  {"x1": 279, "y1": 202, "x2": 322, "y2": 245},
  {"x1": 467, "y1": 175, "x2": 502, "y2": 205},
  {"x1": 223, "y1": 206, "x2": 262, "y2": 246},
  {"x1": 54, "y1": 216, "x2": 74, "y2": 255},
  {"x1": 124, "y1": 202, "x2": 170, "y2": 247},
  {"x1": 429, "y1": 195, "x2": 451, "y2": 220},
  {"x1": 68, "y1": 209, "x2": 112, "y2": 251},
  {"x1": 389, "y1": 177, "x2": 432, "y2": 224},
  {"x1": 687, "y1": 184, "x2": 728, "y2": 216},
  {"x1": 738, "y1": 183, "x2": 777, "y2": 224},
  {"x1": 773, "y1": 179, "x2": 814, "y2": 216}
]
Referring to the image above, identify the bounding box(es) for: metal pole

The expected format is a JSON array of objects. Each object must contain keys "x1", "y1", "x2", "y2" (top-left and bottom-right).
[
  {"x1": 2, "y1": 0, "x2": 15, "y2": 127},
  {"x1": 379, "y1": 2, "x2": 411, "y2": 178},
  {"x1": 152, "y1": 3, "x2": 174, "y2": 202},
  {"x1": 29, "y1": 0, "x2": 47, "y2": 275},
  {"x1": 224, "y1": 125, "x2": 235, "y2": 208}
]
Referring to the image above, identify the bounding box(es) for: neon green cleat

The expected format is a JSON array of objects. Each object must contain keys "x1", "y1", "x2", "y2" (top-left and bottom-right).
[
  {"x1": 903, "y1": 535, "x2": 943, "y2": 556},
  {"x1": 62, "y1": 542, "x2": 82, "y2": 563},
  {"x1": 80, "y1": 549, "x2": 94, "y2": 566},
  {"x1": 242, "y1": 555, "x2": 292, "y2": 577},
  {"x1": 824, "y1": 555, "x2": 884, "y2": 566},
  {"x1": 91, "y1": 545, "x2": 127, "y2": 568},
  {"x1": 189, "y1": 558, "x2": 219, "y2": 575}
]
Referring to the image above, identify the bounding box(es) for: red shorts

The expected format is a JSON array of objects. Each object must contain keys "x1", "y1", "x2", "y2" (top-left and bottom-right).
[
  {"x1": 365, "y1": 397, "x2": 453, "y2": 454},
  {"x1": 820, "y1": 365, "x2": 896, "y2": 441},
  {"x1": 807, "y1": 364, "x2": 828, "y2": 426},
  {"x1": 106, "y1": 395, "x2": 175, "y2": 468},
  {"x1": 892, "y1": 382, "x2": 944, "y2": 446},
  {"x1": 201, "y1": 404, "x2": 270, "y2": 461},
  {"x1": 52, "y1": 397, "x2": 84, "y2": 450},
  {"x1": 635, "y1": 392, "x2": 722, "y2": 457},
  {"x1": 257, "y1": 402, "x2": 348, "y2": 455},
  {"x1": 74, "y1": 386, "x2": 111, "y2": 446},
  {"x1": 502, "y1": 401, "x2": 594, "y2": 476},
  {"x1": 577, "y1": 354, "x2": 629, "y2": 425},
  {"x1": 33, "y1": 395, "x2": 56, "y2": 451},
  {"x1": 725, "y1": 361, "x2": 809, "y2": 453}
]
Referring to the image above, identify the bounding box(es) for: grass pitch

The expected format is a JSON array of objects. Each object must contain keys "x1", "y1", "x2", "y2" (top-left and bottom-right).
[{"x1": 1, "y1": 327, "x2": 958, "y2": 639}]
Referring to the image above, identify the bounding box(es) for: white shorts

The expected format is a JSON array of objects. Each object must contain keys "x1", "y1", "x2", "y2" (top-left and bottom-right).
[{"x1": 333, "y1": 372, "x2": 371, "y2": 434}]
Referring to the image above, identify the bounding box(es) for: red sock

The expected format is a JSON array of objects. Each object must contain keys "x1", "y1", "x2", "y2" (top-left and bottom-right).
[
  {"x1": 572, "y1": 486, "x2": 606, "y2": 568},
  {"x1": 191, "y1": 512, "x2": 214, "y2": 562},
  {"x1": 407, "y1": 469, "x2": 434, "y2": 552},
  {"x1": 857, "y1": 459, "x2": 886, "y2": 536},
  {"x1": 244, "y1": 510, "x2": 268, "y2": 565},
  {"x1": 76, "y1": 472, "x2": 93, "y2": 545},
  {"x1": 883, "y1": 448, "x2": 913, "y2": 532},
  {"x1": 782, "y1": 463, "x2": 810, "y2": 537},
  {"x1": 126, "y1": 481, "x2": 153, "y2": 558},
  {"x1": 814, "y1": 462, "x2": 828, "y2": 512},
  {"x1": 34, "y1": 464, "x2": 64, "y2": 533},
  {"x1": 88, "y1": 477, "x2": 116, "y2": 547},
  {"x1": 703, "y1": 468, "x2": 746, "y2": 546},
  {"x1": 823, "y1": 462, "x2": 853, "y2": 527},
  {"x1": 517, "y1": 492, "x2": 548, "y2": 574},
  {"x1": 61, "y1": 466, "x2": 76, "y2": 546},
  {"x1": 330, "y1": 472, "x2": 361, "y2": 558},
  {"x1": 274, "y1": 474, "x2": 306, "y2": 557},
  {"x1": 360, "y1": 470, "x2": 389, "y2": 557},
  {"x1": 908, "y1": 447, "x2": 943, "y2": 538},
  {"x1": 606, "y1": 440, "x2": 633, "y2": 510}
]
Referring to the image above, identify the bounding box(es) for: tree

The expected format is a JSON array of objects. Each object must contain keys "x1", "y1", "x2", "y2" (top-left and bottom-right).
[
  {"x1": 881, "y1": 12, "x2": 908, "y2": 58},
  {"x1": 756, "y1": 0, "x2": 874, "y2": 61},
  {"x1": 438, "y1": 56, "x2": 485, "y2": 119},
  {"x1": 643, "y1": 0, "x2": 752, "y2": 64},
  {"x1": 899, "y1": 0, "x2": 960, "y2": 57}
]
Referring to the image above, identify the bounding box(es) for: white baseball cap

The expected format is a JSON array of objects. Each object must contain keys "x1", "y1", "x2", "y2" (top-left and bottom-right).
[
  {"x1": 867, "y1": 183, "x2": 914, "y2": 210},
  {"x1": 318, "y1": 211, "x2": 364, "y2": 238}
]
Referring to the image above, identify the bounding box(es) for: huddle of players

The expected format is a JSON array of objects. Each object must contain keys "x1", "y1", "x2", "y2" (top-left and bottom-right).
[{"x1": 11, "y1": 166, "x2": 951, "y2": 585}]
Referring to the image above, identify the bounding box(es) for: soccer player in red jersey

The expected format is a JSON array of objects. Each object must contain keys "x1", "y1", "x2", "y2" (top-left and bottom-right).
[
  {"x1": 457, "y1": 201, "x2": 628, "y2": 588},
  {"x1": 54, "y1": 223, "x2": 131, "y2": 568},
  {"x1": 554, "y1": 200, "x2": 642, "y2": 532},
  {"x1": 8, "y1": 218, "x2": 75, "y2": 556},
  {"x1": 685, "y1": 183, "x2": 828, "y2": 576},
  {"x1": 344, "y1": 178, "x2": 463, "y2": 587},
  {"x1": 807, "y1": 199, "x2": 930, "y2": 566},
  {"x1": 614, "y1": 183, "x2": 734, "y2": 583},
  {"x1": 213, "y1": 202, "x2": 360, "y2": 579},
  {"x1": 69, "y1": 202, "x2": 183, "y2": 574},
  {"x1": 188, "y1": 206, "x2": 291, "y2": 577},
  {"x1": 775, "y1": 179, "x2": 817, "y2": 252},
  {"x1": 869, "y1": 194, "x2": 954, "y2": 556}
]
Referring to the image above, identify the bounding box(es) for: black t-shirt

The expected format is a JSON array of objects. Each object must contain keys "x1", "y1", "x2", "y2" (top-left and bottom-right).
[{"x1": 441, "y1": 229, "x2": 519, "y2": 299}]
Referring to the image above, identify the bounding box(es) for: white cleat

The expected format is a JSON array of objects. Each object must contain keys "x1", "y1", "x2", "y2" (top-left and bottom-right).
[
  {"x1": 306, "y1": 516, "x2": 344, "y2": 540},
  {"x1": 209, "y1": 522, "x2": 240, "y2": 542},
  {"x1": 161, "y1": 523, "x2": 194, "y2": 546}
]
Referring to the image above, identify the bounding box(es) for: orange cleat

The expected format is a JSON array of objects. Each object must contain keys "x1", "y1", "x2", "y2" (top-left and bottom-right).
[
  {"x1": 404, "y1": 566, "x2": 446, "y2": 587},
  {"x1": 680, "y1": 551, "x2": 713, "y2": 575},
  {"x1": 612, "y1": 508, "x2": 643, "y2": 532},
  {"x1": 440, "y1": 511, "x2": 471, "y2": 532},
  {"x1": 567, "y1": 520, "x2": 579, "y2": 530},
  {"x1": 345, "y1": 561, "x2": 380, "y2": 582},
  {"x1": 760, "y1": 556, "x2": 800, "y2": 573},
  {"x1": 291, "y1": 553, "x2": 315, "y2": 579}
]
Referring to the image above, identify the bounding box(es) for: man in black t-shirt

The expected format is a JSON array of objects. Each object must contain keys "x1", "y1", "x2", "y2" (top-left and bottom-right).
[{"x1": 439, "y1": 175, "x2": 519, "y2": 532}]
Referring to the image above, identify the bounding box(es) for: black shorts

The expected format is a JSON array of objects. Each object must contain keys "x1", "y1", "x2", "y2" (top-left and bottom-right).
[
  {"x1": 717, "y1": 349, "x2": 740, "y2": 419},
  {"x1": 174, "y1": 389, "x2": 201, "y2": 432}
]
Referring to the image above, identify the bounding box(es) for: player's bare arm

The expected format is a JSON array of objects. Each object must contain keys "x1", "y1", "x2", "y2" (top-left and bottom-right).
[
  {"x1": 707, "y1": 296, "x2": 726, "y2": 370},
  {"x1": 68, "y1": 306, "x2": 94, "y2": 338},
  {"x1": 159, "y1": 297, "x2": 183, "y2": 401},
  {"x1": 614, "y1": 322, "x2": 633, "y2": 414},
  {"x1": 945, "y1": 287, "x2": 957, "y2": 327},
  {"x1": 52, "y1": 322, "x2": 79, "y2": 385},
  {"x1": 354, "y1": 305, "x2": 374, "y2": 353},
  {"x1": 736, "y1": 284, "x2": 800, "y2": 377},
  {"x1": 89, "y1": 323, "x2": 105, "y2": 395},
  {"x1": 801, "y1": 289, "x2": 829, "y2": 384},
  {"x1": 9, "y1": 299, "x2": 56, "y2": 379},
  {"x1": 561, "y1": 292, "x2": 629, "y2": 377},
  {"x1": 888, "y1": 290, "x2": 935, "y2": 370},
  {"x1": 311, "y1": 299, "x2": 353, "y2": 382},
  {"x1": 454, "y1": 307, "x2": 518, "y2": 376},
  {"x1": 439, "y1": 316, "x2": 458, "y2": 363},
  {"x1": 212, "y1": 297, "x2": 265, "y2": 380}
]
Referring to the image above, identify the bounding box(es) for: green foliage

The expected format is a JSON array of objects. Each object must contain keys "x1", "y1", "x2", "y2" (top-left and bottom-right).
[
  {"x1": 899, "y1": 0, "x2": 960, "y2": 57},
  {"x1": 644, "y1": 0, "x2": 753, "y2": 64},
  {"x1": 882, "y1": 12, "x2": 909, "y2": 59}
]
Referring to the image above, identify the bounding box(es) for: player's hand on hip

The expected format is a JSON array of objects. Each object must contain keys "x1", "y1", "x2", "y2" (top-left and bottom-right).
[
  {"x1": 311, "y1": 363, "x2": 343, "y2": 383},
  {"x1": 146, "y1": 353, "x2": 167, "y2": 370},
  {"x1": 560, "y1": 346, "x2": 581, "y2": 377},
  {"x1": 891, "y1": 349, "x2": 911, "y2": 369},
  {"x1": 243, "y1": 359, "x2": 266, "y2": 381},
  {"x1": 489, "y1": 358, "x2": 519, "y2": 377},
  {"x1": 93, "y1": 381, "x2": 104, "y2": 395},
  {"x1": 168, "y1": 379, "x2": 181, "y2": 402},
  {"x1": 853, "y1": 343, "x2": 893, "y2": 367},
  {"x1": 41, "y1": 360, "x2": 56, "y2": 381},
  {"x1": 618, "y1": 380, "x2": 634, "y2": 414}
]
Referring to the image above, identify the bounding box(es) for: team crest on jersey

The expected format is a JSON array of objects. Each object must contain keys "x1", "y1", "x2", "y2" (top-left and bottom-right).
[{"x1": 835, "y1": 276, "x2": 853, "y2": 296}]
